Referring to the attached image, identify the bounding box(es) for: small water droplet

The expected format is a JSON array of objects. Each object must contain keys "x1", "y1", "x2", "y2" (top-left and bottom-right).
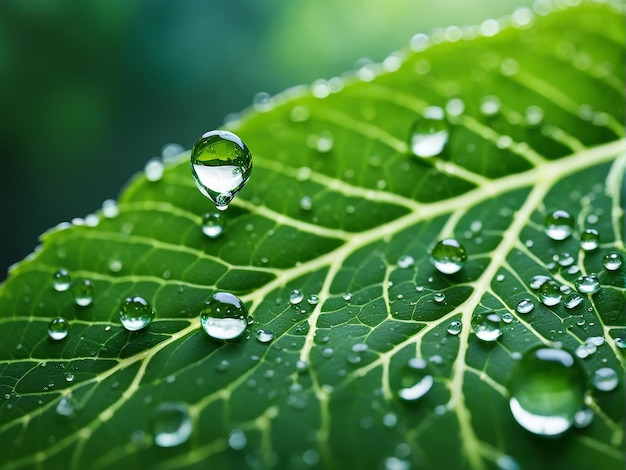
[
  {"x1": 433, "y1": 292, "x2": 446, "y2": 304},
  {"x1": 119, "y1": 296, "x2": 154, "y2": 331},
  {"x1": 573, "y1": 408, "x2": 594, "y2": 428},
  {"x1": 555, "y1": 252, "x2": 574, "y2": 267},
  {"x1": 228, "y1": 429, "x2": 247, "y2": 450},
  {"x1": 524, "y1": 105, "x2": 544, "y2": 126},
  {"x1": 396, "y1": 358, "x2": 433, "y2": 401},
  {"x1": 289, "y1": 290, "x2": 304, "y2": 305},
  {"x1": 529, "y1": 275, "x2": 550, "y2": 290},
  {"x1": 299, "y1": 196, "x2": 313, "y2": 211},
  {"x1": 101, "y1": 199, "x2": 119, "y2": 218},
  {"x1": 603, "y1": 252, "x2": 623, "y2": 271},
  {"x1": 501, "y1": 312, "x2": 514, "y2": 324},
  {"x1": 564, "y1": 292, "x2": 584, "y2": 310},
  {"x1": 592, "y1": 367, "x2": 618, "y2": 391},
  {"x1": 431, "y1": 238, "x2": 467, "y2": 274},
  {"x1": 253, "y1": 92, "x2": 273, "y2": 112},
  {"x1": 256, "y1": 329, "x2": 274, "y2": 344},
  {"x1": 48, "y1": 317, "x2": 69, "y2": 341},
  {"x1": 145, "y1": 157, "x2": 164, "y2": 182},
  {"x1": 447, "y1": 320, "x2": 462, "y2": 335},
  {"x1": 307, "y1": 294, "x2": 319, "y2": 305},
  {"x1": 496, "y1": 274, "x2": 505, "y2": 282},
  {"x1": 539, "y1": 280, "x2": 562, "y2": 306},
  {"x1": 201, "y1": 212, "x2": 226, "y2": 238},
  {"x1": 56, "y1": 396, "x2": 76, "y2": 417},
  {"x1": 515, "y1": 299, "x2": 534, "y2": 314},
  {"x1": 190, "y1": 130, "x2": 253, "y2": 211},
  {"x1": 343, "y1": 292, "x2": 352, "y2": 302},
  {"x1": 575, "y1": 274, "x2": 600, "y2": 294},
  {"x1": 479, "y1": 95, "x2": 501, "y2": 116},
  {"x1": 161, "y1": 142, "x2": 185, "y2": 163},
  {"x1": 72, "y1": 279, "x2": 94, "y2": 307},
  {"x1": 445, "y1": 98, "x2": 465, "y2": 117},
  {"x1": 397, "y1": 255, "x2": 415, "y2": 269},
  {"x1": 472, "y1": 312, "x2": 503, "y2": 342},
  {"x1": 64, "y1": 371, "x2": 75, "y2": 383},
  {"x1": 409, "y1": 106, "x2": 448, "y2": 158},
  {"x1": 508, "y1": 347, "x2": 586, "y2": 436},
  {"x1": 544, "y1": 210, "x2": 574, "y2": 241},
  {"x1": 153, "y1": 402, "x2": 192, "y2": 447},
  {"x1": 52, "y1": 268, "x2": 71, "y2": 292},
  {"x1": 579, "y1": 229, "x2": 599, "y2": 251},
  {"x1": 290, "y1": 105, "x2": 310, "y2": 122},
  {"x1": 200, "y1": 292, "x2": 248, "y2": 340}
]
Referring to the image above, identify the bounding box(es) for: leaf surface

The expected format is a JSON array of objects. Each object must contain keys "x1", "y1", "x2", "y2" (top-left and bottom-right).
[{"x1": 1, "y1": 3, "x2": 625, "y2": 469}]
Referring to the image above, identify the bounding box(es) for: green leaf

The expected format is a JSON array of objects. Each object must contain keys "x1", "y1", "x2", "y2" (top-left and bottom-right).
[{"x1": 1, "y1": 2, "x2": 624, "y2": 469}]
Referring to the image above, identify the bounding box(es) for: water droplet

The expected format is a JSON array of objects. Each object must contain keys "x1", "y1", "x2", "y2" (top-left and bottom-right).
[
  {"x1": 153, "y1": 402, "x2": 192, "y2": 447},
  {"x1": 64, "y1": 371, "x2": 75, "y2": 383},
  {"x1": 529, "y1": 274, "x2": 550, "y2": 290},
  {"x1": 56, "y1": 396, "x2": 75, "y2": 417},
  {"x1": 431, "y1": 238, "x2": 467, "y2": 274},
  {"x1": 472, "y1": 312, "x2": 503, "y2": 342},
  {"x1": 343, "y1": 293, "x2": 352, "y2": 302},
  {"x1": 145, "y1": 157, "x2": 164, "y2": 182},
  {"x1": 72, "y1": 279, "x2": 94, "y2": 307},
  {"x1": 253, "y1": 92, "x2": 273, "y2": 112},
  {"x1": 201, "y1": 212, "x2": 225, "y2": 238},
  {"x1": 555, "y1": 252, "x2": 574, "y2": 267},
  {"x1": 228, "y1": 429, "x2": 247, "y2": 450},
  {"x1": 573, "y1": 408, "x2": 594, "y2": 428},
  {"x1": 108, "y1": 259, "x2": 123, "y2": 273},
  {"x1": 592, "y1": 367, "x2": 618, "y2": 391},
  {"x1": 479, "y1": 95, "x2": 501, "y2": 116},
  {"x1": 48, "y1": 317, "x2": 69, "y2": 341},
  {"x1": 299, "y1": 196, "x2": 313, "y2": 211},
  {"x1": 307, "y1": 294, "x2": 319, "y2": 305},
  {"x1": 515, "y1": 299, "x2": 535, "y2": 314},
  {"x1": 446, "y1": 98, "x2": 465, "y2": 117},
  {"x1": 508, "y1": 347, "x2": 586, "y2": 436},
  {"x1": 579, "y1": 229, "x2": 599, "y2": 251},
  {"x1": 309, "y1": 131, "x2": 334, "y2": 153},
  {"x1": 396, "y1": 358, "x2": 433, "y2": 401},
  {"x1": 322, "y1": 347, "x2": 334, "y2": 358},
  {"x1": 190, "y1": 130, "x2": 253, "y2": 211},
  {"x1": 447, "y1": 320, "x2": 462, "y2": 335},
  {"x1": 397, "y1": 255, "x2": 415, "y2": 269},
  {"x1": 289, "y1": 290, "x2": 304, "y2": 305},
  {"x1": 603, "y1": 252, "x2": 623, "y2": 271},
  {"x1": 256, "y1": 329, "x2": 274, "y2": 344},
  {"x1": 564, "y1": 292, "x2": 583, "y2": 310},
  {"x1": 539, "y1": 280, "x2": 562, "y2": 306},
  {"x1": 384, "y1": 457, "x2": 411, "y2": 470},
  {"x1": 496, "y1": 274, "x2": 505, "y2": 282},
  {"x1": 101, "y1": 199, "x2": 119, "y2": 218},
  {"x1": 433, "y1": 292, "x2": 446, "y2": 304},
  {"x1": 290, "y1": 105, "x2": 310, "y2": 122},
  {"x1": 501, "y1": 312, "x2": 514, "y2": 324},
  {"x1": 409, "y1": 106, "x2": 448, "y2": 158},
  {"x1": 118, "y1": 296, "x2": 155, "y2": 331},
  {"x1": 524, "y1": 106, "x2": 544, "y2": 126},
  {"x1": 544, "y1": 210, "x2": 574, "y2": 241},
  {"x1": 161, "y1": 142, "x2": 185, "y2": 163},
  {"x1": 575, "y1": 274, "x2": 600, "y2": 294},
  {"x1": 52, "y1": 268, "x2": 71, "y2": 292},
  {"x1": 200, "y1": 292, "x2": 248, "y2": 340}
]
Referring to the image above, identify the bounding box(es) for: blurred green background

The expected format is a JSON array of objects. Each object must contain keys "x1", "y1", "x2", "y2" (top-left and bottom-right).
[{"x1": 0, "y1": 0, "x2": 537, "y2": 279}]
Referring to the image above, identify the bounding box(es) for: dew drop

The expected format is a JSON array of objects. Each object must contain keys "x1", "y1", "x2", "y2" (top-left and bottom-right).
[
  {"x1": 101, "y1": 199, "x2": 119, "y2": 218},
  {"x1": 52, "y1": 268, "x2": 71, "y2": 292},
  {"x1": 592, "y1": 367, "x2": 618, "y2": 392},
  {"x1": 144, "y1": 157, "x2": 164, "y2": 182},
  {"x1": 446, "y1": 98, "x2": 465, "y2": 117},
  {"x1": 447, "y1": 320, "x2": 462, "y2": 335},
  {"x1": 573, "y1": 408, "x2": 594, "y2": 428},
  {"x1": 289, "y1": 290, "x2": 304, "y2": 305},
  {"x1": 161, "y1": 142, "x2": 185, "y2": 163},
  {"x1": 575, "y1": 274, "x2": 600, "y2": 294},
  {"x1": 529, "y1": 275, "x2": 550, "y2": 290},
  {"x1": 579, "y1": 229, "x2": 599, "y2": 251},
  {"x1": 471, "y1": 312, "x2": 503, "y2": 342},
  {"x1": 228, "y1": 429, "x2": 247, "y2": 450},
  {"x1": 56, "y1": 396, "x2": 76, "y2": 417},
  {"x1": 544, "y1": 210, "x2": 574, "y2": 241},
  {"x1": 433, "y1": 292, "x2": 446, "y2": 304},
  {"x1": 119, "y1": 296, "x2": 155, "y2": 331},
  {"x1": 479, "y1": 95, "x2": 501, "y2": 116},
  {"x1": 431, "y1": 238, "x2": 467, "y2": 274},
  {"x1": 64, "y1": 371, "x2": 75, "y2": 383},
  {"x1": 299, "y1": 196, "x2": 313, "y2": 211},
  {"x1": 201, "y1": 212, "x2": 226, "y2": 238},
  {"x1": 524, "y1": 105, "x2": 544, "y2": 126},
  {"x1": 153, "y1": 402, "x2": 192, "y2": 447},
  {"x1": 48, "y1": 317, "x2": 69, "y2": 341},
  {"x1": 409, "y1": 106, "x2": 448, "y2": 158},
  {"x1": 190, "y1": 130, "x2": 253, "y2": 211},
  {"x1": 501, "y1": 312, "x2": 514, "y2": 324},
  {"x1": 290, "y1": 105, "x2": 310, "y2": 122},
  {"x1": 396, "y1": 358, "x2": 433, "y2": 401},
  {"x1": 72, "y1": 279, "x2": 94, "y2": 307},
  {"x1": 515, "y1": 299, "x2": 535, "y2": 314},
  {"x1": 200, "y1": 292, "x2": 248, "y2": 340},
  {"x1": 603, "y1": 252, "x2": 623, "y2": 271},
  {"x1": 508, "y1": 347, "x2": 586, "y2": 436},
  {"x1": 256, "y1": 329, "x2": 274, "y2": 344},
  {"x1": 564, "y1": 292, "x2": 584, "y2": 310},
  {"x1": 307, "y1": 294, "x2": 319, "y2": 305},
  {"x1": 108, "y1": 259, "x2": 123, "y2": 273},
  {"x1": 343, "y1": 293, "x2": 352, "y2": 302},
  {"x1": 538, "y1": 280, "x2": 562, "y2": 306},
  {"x1": 397, "y1": 255, "x2": 415, "y2": 269}
]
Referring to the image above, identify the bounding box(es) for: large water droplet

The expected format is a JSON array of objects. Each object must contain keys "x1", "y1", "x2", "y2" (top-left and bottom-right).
[
  {"x1": 200, "y1": 292, "x2": 248, "y2": 340},
  {"x1": 396, "y1": 358, "x2": 434, "y2": 401},
  {"x1": 190, "y1": 130, "x2": 253, "y2": 211},
  {"x1": 256, "y1": 329, "x2": 274, "y2": 344},
  {"x1": 508, "y1": 347, "x2": 587, "y2": 436},
  {"x1": 579, "y1": 229, "x2": 599, "y2": 251},
  {"x1": 591, "y1": 367, "x2": 618, "y2": 392},
  {"x1": 471, "y1": 312, "x2": 503, "y2": 342},
  {"x1": 72, "y1": 279, "x2": 94, "y2": 307},
  {"x1": 202, "y1": 212, "x2": 225, "y2": 238},
  {"x1": 153, "y1": 402, "x2": 192, "y2": 447},
  {"x1": 564, "y1": 292, "x2": 583, "y2": 310},
  {"x1": 48, "y1": 317, "x2": 69, "y2": 341},
  {"x1": 447, "y1": 320, "x2": 462, "y2": 335},
  {"x1": 575, "y1": 274, "x2": 600, "y2": 294},
  {"x1": 544, "y1": 210, "x2": 574, "y2": 241},
  {"x1": 603, "y1": 252, "x2": 623, "y2": 271},
  {"x1": 52, "y1": 268, "x2": 71, "y2": 292},
  {"x1": 119, "y1": 296, "x2": 155, "y2": 331},
  {"x1": 289, "y1": 290, "x2": 304, "y2": 305},
  {"x1": 409, "y1": 106, "x2": 448, "y2": 158},
  {"x1": 515, "y1": 299, "x2": 535, "y2": 314},
  {"x1": 538, "y1": 280, "x2": 562, "y2": 306},
  {"x1": 431, "y1": 238, "x2": 467, "y2": 274}
]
